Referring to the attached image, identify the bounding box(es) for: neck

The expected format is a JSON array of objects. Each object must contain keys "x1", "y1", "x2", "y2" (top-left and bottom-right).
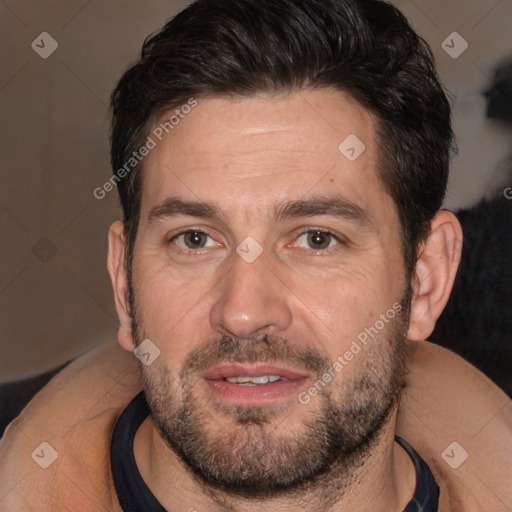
[{"x1": 133, "y1": 405, "x2": 416, "y2": 512}]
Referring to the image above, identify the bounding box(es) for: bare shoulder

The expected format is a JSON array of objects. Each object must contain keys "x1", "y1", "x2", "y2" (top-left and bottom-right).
[
  {"x1": 2, "y1": 341, "x2": 510, "y2": 510},
  {"x1": 397, "y1": 340, "x2": 512, "y2": 511},
  {"x1": 0, "y1": 342, "x2": 141, "y2": 511},
  {"x1": 1, "y1": 341, "x2": 142, "y2": 431}
]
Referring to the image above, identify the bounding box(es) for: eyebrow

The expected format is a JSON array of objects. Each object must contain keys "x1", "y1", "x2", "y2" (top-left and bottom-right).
[
  {"x1": 148, "y1": 197, "x2": 220, "y2": 223},
  {"x1": 147, "y1": 195, "x2": 372, "y2": 229},
  {"x1": 274, "y1": 195, "x2": 372, "y2": 229}
]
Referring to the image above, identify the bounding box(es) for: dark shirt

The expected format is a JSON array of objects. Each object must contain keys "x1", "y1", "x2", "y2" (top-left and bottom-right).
[{"x1": 111, "y1": 391, "x2": 440, "y2": 511}]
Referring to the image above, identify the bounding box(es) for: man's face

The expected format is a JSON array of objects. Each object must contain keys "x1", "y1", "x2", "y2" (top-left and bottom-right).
[{"x1": 128, "y1": 89, "x2": 410, "y2": 497}]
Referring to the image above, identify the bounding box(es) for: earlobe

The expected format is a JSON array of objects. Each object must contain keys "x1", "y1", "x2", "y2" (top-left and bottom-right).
[
  {"x1": 107, "y1": 220, "x2": 135, "y2": 352},
  {"x1": 407, "y1": 210, "x2": 463, "y2": 341}
]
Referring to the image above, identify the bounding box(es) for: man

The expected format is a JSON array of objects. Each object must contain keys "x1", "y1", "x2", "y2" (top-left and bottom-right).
[{"x1": 0, "y1": 0, "x2": 511, "y2": 511}]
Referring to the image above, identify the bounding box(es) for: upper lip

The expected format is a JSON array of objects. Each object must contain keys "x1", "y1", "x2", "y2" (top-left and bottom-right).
[{"x1": 202, "y1": 363, "x2": 310, "y2": 381}]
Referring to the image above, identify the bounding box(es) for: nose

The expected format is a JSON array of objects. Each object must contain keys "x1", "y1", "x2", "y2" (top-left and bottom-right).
[{"x1": 209, "y1": 249, "x2": 293, "y2": 339}]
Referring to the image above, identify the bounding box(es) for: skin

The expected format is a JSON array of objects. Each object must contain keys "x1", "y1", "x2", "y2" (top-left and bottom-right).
[
  {"x1": 106, "y1": 89, "x2": 464, "y2": 511},
  {"x1": 4, "y1": 89, "x2": 509, "y2": 512},
  {"x1": 1, "y1": 340, "x2": 509, "y2": 511}
]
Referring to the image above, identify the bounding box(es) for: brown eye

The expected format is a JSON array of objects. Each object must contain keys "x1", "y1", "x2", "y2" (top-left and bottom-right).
[
  {"x1": 307, "y1": 231, "x2": 332, "y2": 249},
  {"x1": 296, "y1": 230, "x2": 338, "y2": 250}
]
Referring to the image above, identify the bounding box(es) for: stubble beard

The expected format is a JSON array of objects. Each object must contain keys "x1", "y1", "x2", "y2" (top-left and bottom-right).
[{"x1": 130, "y1": 283, "x2": 411, "y2": 502}]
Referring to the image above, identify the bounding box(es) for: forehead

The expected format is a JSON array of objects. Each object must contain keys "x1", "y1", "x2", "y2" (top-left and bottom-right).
[{"x1": 139, "y1": 89, "x2": 396, "y2": 228}]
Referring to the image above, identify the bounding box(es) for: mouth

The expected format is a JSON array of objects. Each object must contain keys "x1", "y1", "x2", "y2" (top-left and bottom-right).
[{"x1": 202, "y1": 363, "x2": 311, "y2": 405}]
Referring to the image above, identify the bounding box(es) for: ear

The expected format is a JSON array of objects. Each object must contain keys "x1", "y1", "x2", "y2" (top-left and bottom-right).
[
  {"x1": 407, "y1": 210, "x2": 463, "y2": 341},
  {"x1": 107, "y1": 220, "x2": 135, "y2": 352}
]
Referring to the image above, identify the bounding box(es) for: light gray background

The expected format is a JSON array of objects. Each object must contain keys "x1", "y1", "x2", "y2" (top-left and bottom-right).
[{"x1": 1, "y1": 0, "x2": 512, "y2": 380}]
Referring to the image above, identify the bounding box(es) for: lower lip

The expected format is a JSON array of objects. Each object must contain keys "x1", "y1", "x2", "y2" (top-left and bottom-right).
[{"x1": 204, "y1": 378, "x2": 309, "y2": 405}]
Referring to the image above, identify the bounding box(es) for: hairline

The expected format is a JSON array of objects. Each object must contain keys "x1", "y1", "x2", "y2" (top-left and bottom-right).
[{"x1": 123, "y1": 87, "x2": 416, "y2": 277}]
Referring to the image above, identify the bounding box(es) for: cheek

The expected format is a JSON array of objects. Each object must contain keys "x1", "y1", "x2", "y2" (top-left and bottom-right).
[
  {"x1": 292, "y1": 260, "x2": 389, "y2": 313},
  {"x1": 287, "y1": 260, "x2": 402, "y2": 354},
  {"x1": 132, "y1": 260, "x2": 216, "y2": 348}
]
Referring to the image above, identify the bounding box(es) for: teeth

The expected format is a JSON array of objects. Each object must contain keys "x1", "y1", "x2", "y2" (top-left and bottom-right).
[{"x1": 225, "y1": 375, "x2": 283, "y2": 385}]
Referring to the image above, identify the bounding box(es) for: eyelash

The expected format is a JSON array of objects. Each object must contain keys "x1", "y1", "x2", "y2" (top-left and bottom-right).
[
  {"x1": 167, "y1": 227, "x2": 345, "y2": 255},
  {"x1": 294, "y1": 228, "x2": 342, "y2": 246},
  {"x1": 167, "y1": 228, "x2": 218, "y2": 255}
]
